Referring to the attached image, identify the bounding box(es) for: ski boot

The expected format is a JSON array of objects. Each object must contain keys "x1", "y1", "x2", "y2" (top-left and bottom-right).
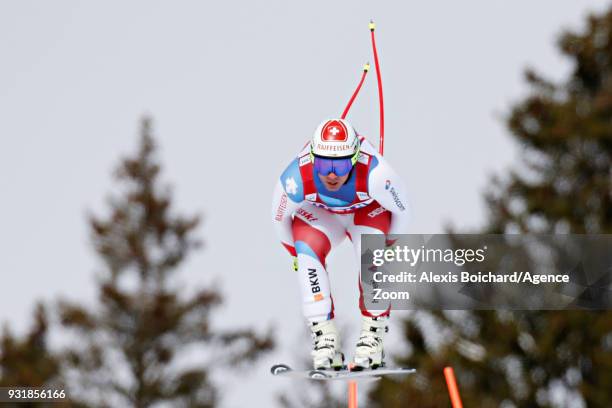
[
  {"x1": 352, "y1": 315, "x2": 388, "y2": 370},
  {"x1": 310, "y1": 320, "x2": 345, "y2": 370}
]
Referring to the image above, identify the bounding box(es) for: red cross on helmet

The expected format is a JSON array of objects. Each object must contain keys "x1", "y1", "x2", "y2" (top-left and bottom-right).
[{"x1": 310, "y1": 119, "x2": 360, "y2": 164}]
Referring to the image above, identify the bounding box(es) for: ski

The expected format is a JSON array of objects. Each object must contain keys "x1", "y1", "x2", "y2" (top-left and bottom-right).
[{"x1": 271, "y1": 364, "x2": 415, "y2": 381}]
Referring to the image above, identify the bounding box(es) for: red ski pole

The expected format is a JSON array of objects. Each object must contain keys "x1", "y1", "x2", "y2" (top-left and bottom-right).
[
  {"x1": 369, "y1": 20, "x2": 385, "y2": 155},
  {"x1": 341, "y1": 63, "x2": 370, "y2": 120}
]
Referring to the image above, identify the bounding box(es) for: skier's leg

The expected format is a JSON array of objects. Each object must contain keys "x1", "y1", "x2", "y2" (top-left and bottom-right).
[
  {"x1": 292, "y1": 206, "x2": 345, "y2": 322},
  {"x1": 349, "y1": 201, "x2": 392, "y2": 318},
  {"x1": 347, "y1": 201, "x2": 392, "y2": 369},
  {"x1": 292, "y1": 205, "x2": 346, "y2": 369}
]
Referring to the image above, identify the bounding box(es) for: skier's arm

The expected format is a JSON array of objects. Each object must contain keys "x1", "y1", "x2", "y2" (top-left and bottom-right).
[
  {"x1": 271, "y1": 158, "x2": 305, "y2": 257},
  {"x1": 368, "y1": 155, "x2": 411, "y2": 235},
  {"x1": 271, "y1": 179, "x2": 302, "y2": 256}
]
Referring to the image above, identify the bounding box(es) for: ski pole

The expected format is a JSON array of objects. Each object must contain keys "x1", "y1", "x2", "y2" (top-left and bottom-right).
[
  {"x1": 341, "y1": 63, "x2": 370, "y2": 120},
  {"x1": 369, "y1": 20, "x2": 385, "y2": 155},
  {"x1": 444, "y1": 366, "x2": 464, "y2": 408}
]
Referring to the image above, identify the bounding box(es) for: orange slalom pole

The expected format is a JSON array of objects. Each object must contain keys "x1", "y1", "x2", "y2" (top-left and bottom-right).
[
  {"x1": 348, "y1": 364, "x2": 358, "y2": 408},
  {"x1": 444, "y1": 367, "x2": 464, "y2": 408},
  {"x1": 348, "y1": 381, "x2": 357, "y2": 408}
]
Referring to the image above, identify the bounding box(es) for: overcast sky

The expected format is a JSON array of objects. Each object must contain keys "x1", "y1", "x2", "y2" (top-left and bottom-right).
[{"x1": 1, "y1": 1, "x2": 609, "y2": 407}]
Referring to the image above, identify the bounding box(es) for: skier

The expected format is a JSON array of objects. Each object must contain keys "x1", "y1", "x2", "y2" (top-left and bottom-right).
[{"x1": 271, "y1": 118, "x2": 410, "y2": 370}]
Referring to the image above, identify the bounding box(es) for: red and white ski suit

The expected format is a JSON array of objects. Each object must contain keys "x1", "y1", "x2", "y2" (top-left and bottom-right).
[{"x1": 272, "y1": 137, "x2": 410, "y2": 322}]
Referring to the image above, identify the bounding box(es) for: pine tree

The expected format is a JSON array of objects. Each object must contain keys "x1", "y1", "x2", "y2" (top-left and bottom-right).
[
  {"x1": 57, "y1": 118, "x2": 273, "y2": 407},
  {"x1": 0, "y1": 303, "x2": 70, "y2": 407},
  {"x1": 368, "y1": 6, "x2": 612, "y2": 408},
  {"x1": 1, "y1": 304, "x2": 57, "y2": 387}
]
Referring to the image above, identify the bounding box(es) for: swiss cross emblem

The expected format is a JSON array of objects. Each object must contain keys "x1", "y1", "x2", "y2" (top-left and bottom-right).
[{"x1": 321, "y1": 120, "x2": 348, "y2": 142}]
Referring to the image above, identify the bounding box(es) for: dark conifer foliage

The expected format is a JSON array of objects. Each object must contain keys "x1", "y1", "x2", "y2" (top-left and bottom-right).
[
  {"x1": 0, "y1": 303, "x2": 74, "y2": 407},
  {"x1": 0, "y1": 303, "x2": 61, "y2": 388}
]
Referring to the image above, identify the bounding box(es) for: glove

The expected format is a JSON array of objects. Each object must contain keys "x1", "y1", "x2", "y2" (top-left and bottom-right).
[{"x1": 292, "y1": 256, "x2": 298, "y2": 272}]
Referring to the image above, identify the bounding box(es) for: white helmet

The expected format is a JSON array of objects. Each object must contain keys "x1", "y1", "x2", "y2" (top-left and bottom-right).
[{"x1": 310, "y1": 119, "x2": 360, "y2": 164}]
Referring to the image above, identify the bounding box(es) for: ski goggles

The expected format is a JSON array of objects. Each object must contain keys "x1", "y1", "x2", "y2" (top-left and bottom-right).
[{"x1": 313, "y1": 156, "x2": 354, "y2": 177}]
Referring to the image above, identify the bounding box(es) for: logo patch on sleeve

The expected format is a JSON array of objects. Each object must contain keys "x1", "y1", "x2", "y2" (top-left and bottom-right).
[
  {"x1": 299, "y1": 155, "x2": 311, "y2": 166},
  {"x1": 357, "y1": 152, "x2": 370, "y2": 165},
  {"x1": 356, "y1": 191, "x2": 370, "y2": 201}
]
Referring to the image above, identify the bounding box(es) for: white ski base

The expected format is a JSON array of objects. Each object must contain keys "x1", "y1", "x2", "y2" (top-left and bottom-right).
[{"x1": 270, "y1": 364, "x2": 416, "y2": 382}]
